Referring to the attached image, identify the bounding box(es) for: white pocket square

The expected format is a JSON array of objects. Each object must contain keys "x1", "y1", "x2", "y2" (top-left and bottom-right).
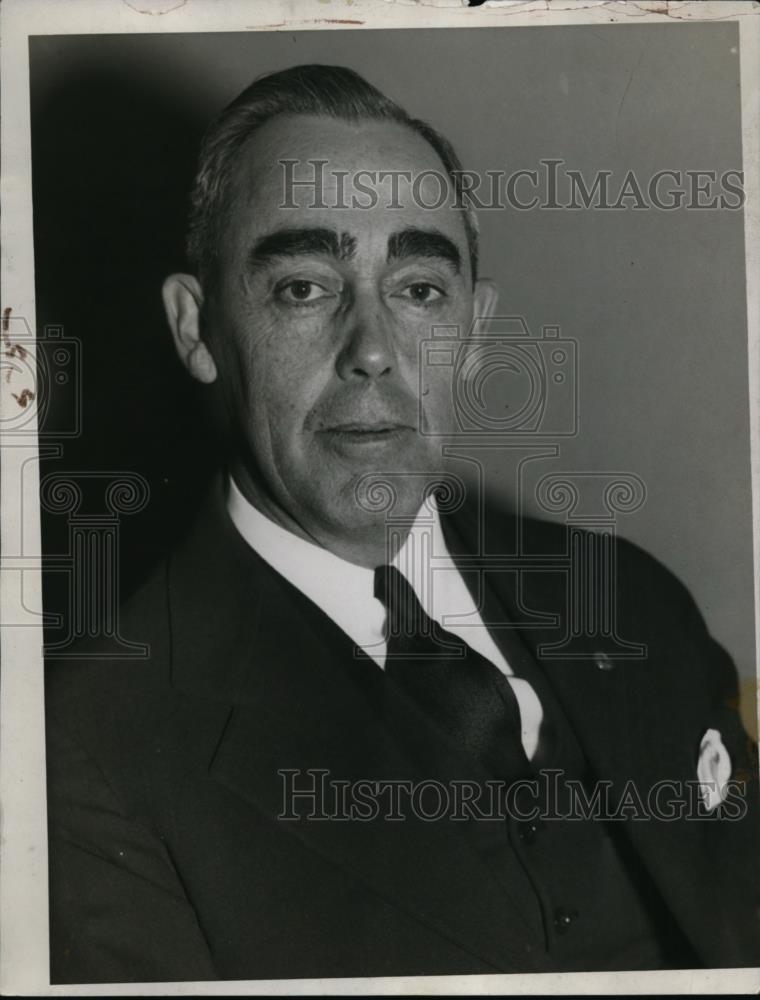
[{"x1": 696, "y1": 728, "x2": 732, "y2": 811}]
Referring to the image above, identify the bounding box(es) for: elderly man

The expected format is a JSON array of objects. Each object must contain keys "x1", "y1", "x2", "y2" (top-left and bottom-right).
[{"x1": 45, "y1": 64, "x2": 759, "y2": 984}]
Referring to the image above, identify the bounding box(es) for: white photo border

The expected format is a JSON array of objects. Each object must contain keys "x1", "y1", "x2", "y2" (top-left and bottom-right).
[{"x1": 1, "y1": 0, "x2": 758, "y2": 994}]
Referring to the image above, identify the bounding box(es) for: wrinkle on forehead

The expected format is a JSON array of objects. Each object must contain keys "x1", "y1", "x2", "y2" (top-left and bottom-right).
[{"x1": 223, "y1": 114, "x2": 471, "y2": 278}]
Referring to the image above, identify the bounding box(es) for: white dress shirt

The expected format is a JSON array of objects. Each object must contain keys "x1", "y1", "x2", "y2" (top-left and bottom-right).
[{"x1": 227, "y1": 478, "x2": 543, "y2": 759}]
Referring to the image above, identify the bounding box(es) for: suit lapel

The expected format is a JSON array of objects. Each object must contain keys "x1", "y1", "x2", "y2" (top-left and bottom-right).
[{"x1": 167, "y1": 484, "x2": 554, "y2": 974}]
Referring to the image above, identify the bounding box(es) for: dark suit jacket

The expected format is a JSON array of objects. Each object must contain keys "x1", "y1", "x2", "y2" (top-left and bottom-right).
[{"x1": 45, "y1": 482, "x2": 760, "y2": 983}]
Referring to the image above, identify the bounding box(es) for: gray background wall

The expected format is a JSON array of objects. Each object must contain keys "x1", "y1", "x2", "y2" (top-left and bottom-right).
[{"x1": 30, "y1": 24, "x2": 755, "y2": 725}]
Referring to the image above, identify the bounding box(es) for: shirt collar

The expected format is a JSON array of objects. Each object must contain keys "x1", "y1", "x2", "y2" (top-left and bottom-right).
[{"x1": 227, "y1": 477, "x2": 450, "y2": 662}]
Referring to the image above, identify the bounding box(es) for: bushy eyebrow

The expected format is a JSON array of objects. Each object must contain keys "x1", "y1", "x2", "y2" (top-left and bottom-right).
[
  {"x1": 246, "y1": 225, "x2": 461, "y2": 275},
  {"x1": 386, "y1": 227, "x2": 461, "y2": 273},
  {"x1": 247, "y1": 227, "x2": 357, "y2": 272}
]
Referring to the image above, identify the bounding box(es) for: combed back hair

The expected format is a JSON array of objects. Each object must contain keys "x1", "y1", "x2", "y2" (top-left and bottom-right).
[{"x1": 186, "y1": 64, "x2": 479, "y2": 290}]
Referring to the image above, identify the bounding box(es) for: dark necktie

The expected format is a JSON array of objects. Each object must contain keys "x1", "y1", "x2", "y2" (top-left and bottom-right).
[{"x1": 375, "y1": 564, "x2": 532, "y2": 783}]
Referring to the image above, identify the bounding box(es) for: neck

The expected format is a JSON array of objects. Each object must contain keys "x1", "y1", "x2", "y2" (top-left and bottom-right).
[{"x1": 228, "y1": 461, "x2": 411, "y2": 569}]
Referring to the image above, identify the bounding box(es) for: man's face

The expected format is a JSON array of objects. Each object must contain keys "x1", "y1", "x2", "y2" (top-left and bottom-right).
[{"x1": 198, "y1": 114, "x2": 491, "y2": 560}]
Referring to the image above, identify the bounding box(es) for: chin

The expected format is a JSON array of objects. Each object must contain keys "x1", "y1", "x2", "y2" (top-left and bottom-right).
[{"x1": 336, "y1": 469, "x2": 437, "y2": 524}]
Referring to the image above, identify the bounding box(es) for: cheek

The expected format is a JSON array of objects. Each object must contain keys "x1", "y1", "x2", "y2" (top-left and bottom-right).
[
  {"x1": 406, "y1": 304, "x2": 472, "y2": 411},
  {"x1": 236, "y1": 313, "x2": 333, "y2": 437},
  {"x1": 422, "y1": 375, "x2": 457, "y2": 434}
]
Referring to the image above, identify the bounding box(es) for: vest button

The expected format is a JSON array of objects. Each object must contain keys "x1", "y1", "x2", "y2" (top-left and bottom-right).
[
  {"x1": 518, "y1": 820, "x2": 542, "y2": 845},
  {"x1": 594, "y1": 651, "x2": 614, "y2": 671},
  {"x1": 553, "y1": 907, "x2": 578, "y2": 934}
]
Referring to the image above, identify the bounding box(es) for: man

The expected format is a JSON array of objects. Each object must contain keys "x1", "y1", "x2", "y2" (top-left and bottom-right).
[{"x1": 45, "y1": 64, "x2": 759, "y2": 983}]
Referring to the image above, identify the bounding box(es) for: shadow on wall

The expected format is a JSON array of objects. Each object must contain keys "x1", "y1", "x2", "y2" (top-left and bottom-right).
[{"x1": 31, "y1": 66, "x2": 220, "y2": 623}]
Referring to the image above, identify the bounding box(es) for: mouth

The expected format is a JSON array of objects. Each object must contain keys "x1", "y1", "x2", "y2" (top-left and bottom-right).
[{"x1": 318, "y1": 423, "x2": 415, "y2": 447}]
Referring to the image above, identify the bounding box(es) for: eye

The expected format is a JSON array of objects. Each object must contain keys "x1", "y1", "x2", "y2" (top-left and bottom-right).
[
  {"x1": 398, "y1": 282, "x2": 445, "y2": 304},
  {"x1": 275, "y1": 279, "x2": 334, "y2": 305}
]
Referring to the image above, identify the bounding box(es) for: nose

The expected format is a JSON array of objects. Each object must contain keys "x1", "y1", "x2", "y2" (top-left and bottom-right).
[{"x1": 335, "y1": 290, "x2": 395, "y2": 382}]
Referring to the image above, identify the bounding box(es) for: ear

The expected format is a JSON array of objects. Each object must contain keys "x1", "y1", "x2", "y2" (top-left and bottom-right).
[
  {"x1": 472, "y1": 277, "x2": 499, "y2": 320},
  {"x1": 162, "y1": 274, "x2": 217, "y2": 384}
]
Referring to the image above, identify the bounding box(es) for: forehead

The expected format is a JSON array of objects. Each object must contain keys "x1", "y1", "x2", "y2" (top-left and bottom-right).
[{"x1": 224, "y1": 113, "x2": 468, "y2": 253}]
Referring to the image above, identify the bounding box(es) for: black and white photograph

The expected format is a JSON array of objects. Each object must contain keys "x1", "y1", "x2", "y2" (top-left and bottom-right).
[{"x1": 1, "y1": 0, "x2": 759, "y2": 994}]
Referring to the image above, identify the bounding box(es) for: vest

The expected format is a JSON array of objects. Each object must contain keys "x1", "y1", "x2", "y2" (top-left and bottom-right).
[
  {"x1": 493, "y1": 617, "x2": 698, "y2": 970},
  {"x1": 281, "y1": 560, "x2": 698, "y2": 972}
]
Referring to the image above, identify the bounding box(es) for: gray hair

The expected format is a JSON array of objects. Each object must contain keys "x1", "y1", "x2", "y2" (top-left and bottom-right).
[{"x1": 186, "y1": 63, "x2": 479, "y2": 291}]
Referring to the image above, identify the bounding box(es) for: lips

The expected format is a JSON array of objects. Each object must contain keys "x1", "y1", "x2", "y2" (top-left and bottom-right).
[
  {"x1": 325, "y1": 422, "x2": 411, "y2": 434},
  {"x1": 322, "y1": 422, "x2": 413, "y2": 439},
  {"x1": 317, "y1": 422, "x2": 415, "y2": 449}
]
